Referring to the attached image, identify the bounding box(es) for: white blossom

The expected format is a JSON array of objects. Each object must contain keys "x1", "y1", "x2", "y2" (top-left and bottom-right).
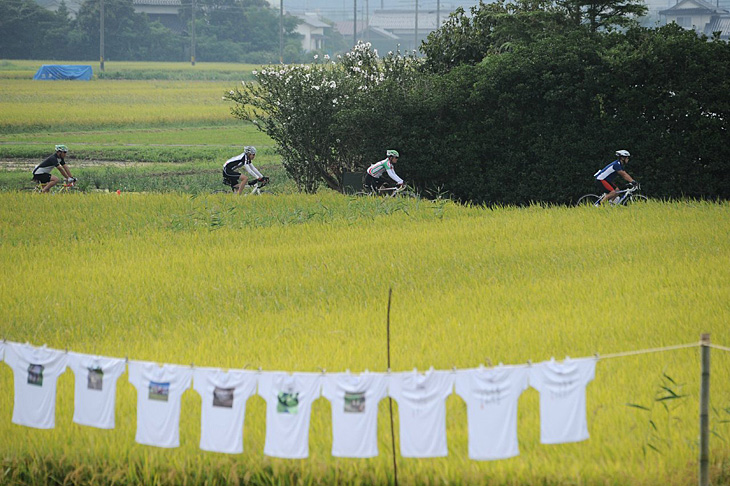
[
  {"x1": 314, "y1": 54, "x2": 319, "y2": 60},
  {"x1": 252, "y1": 70, "x2": 258, "y2": 75},
  {"x1": 324, "y1": 54, "x2": 330, "y2": 60}
]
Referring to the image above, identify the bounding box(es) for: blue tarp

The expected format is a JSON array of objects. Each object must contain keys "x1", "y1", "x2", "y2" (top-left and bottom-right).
[{"x1": 33, "y1": 65, "x2": 93, "y2": 81}]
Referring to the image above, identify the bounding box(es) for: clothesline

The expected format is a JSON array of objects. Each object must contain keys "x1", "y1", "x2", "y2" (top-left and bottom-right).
[
  {"x1": 709, "y1": 343, "x2": 730, "y2": 353},
  {"x1": 0, "y1": 338, "x2": 725, "y2": 373}
]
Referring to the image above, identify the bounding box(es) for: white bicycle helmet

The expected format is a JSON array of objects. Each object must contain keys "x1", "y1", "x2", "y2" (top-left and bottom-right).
[
  {"x1": 615, "y1": 150, "x2": 630, "y2": 157},
  {"x1": 244, "y1": 146, "x2": 257, "y2": 155}
]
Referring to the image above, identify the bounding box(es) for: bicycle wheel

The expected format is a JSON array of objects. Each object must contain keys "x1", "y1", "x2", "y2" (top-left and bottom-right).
[
  {"x1": 625, "y1": 194, "x2": 649, "y2": 205},
  {"x1": 576, "y1": 194, "x2": 601, "y2": 206}
]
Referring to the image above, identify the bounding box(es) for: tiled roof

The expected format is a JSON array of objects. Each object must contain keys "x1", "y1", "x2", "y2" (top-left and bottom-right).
[{"x1": 133, "y1": 0, "x2": 181, "y2": 6}]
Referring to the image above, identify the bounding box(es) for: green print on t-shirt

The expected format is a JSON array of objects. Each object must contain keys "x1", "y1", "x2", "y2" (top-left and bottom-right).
[
  {"x1": 277, "y1": 392, "x2": 299, "y2": 414},
  {"x1": 344, "y1": 392, "x2": 366, "y2": 413}
]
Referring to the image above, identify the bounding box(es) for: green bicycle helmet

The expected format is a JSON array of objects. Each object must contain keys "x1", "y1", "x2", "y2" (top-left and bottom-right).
[
  {"x1": 55, "y1": 144, "x2": 68, "y2": 152},
  {"x1": 386, "y1": 149, "x2": 399, "y2": 158}
]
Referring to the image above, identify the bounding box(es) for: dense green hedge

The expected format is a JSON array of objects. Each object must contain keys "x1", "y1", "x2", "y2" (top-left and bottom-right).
[{"x1": 354, "y1": 25, "x2": 730, "y2": 204}]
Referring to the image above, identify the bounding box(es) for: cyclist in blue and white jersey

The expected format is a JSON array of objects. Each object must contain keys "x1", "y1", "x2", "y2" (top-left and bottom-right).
[
  {"x1": 593, "y1": 150, "x2": 638, "y2": 204},
  {"x1": 222, "y1": 146, "x2": 268, "y2": 195},
  {"x1": 364, "y1": 150, "x2": 404, "y2": 192}
]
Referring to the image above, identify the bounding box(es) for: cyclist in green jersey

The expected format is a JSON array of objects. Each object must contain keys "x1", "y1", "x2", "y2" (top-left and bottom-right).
[{"x1": 364, "y1": 150, "x2": 404, "y2": 192}]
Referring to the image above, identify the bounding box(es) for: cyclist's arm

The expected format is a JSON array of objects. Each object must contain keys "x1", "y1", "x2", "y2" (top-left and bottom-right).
[
  {"x1": 244, "y1": 163, "x2": 264, "y2": 179},
  {"x1": 57, "y1": 163, "x2": 73, "y2": 180},
  {"x1": 386, "y1": 168, "x2": 403, "y2": 185},
  {"x1": 617, "y1": 170, "x2": 634, "y2": 184}
]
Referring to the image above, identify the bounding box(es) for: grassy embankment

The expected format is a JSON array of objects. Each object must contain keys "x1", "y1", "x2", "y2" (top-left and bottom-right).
[{"x1": 0, "y1": 193, "x2": 729, "y2": 485}]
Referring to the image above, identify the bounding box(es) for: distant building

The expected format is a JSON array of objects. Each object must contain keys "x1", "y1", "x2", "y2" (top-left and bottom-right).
[
  {"x1": 133, "y1": 0, "x2": 184, "y2": 32},
  {"x1": 295, "y1": 13, "x2": 330, "y2": 51},
  {"x1": 659, "y1": 0, "x2": 730, "y2": 38},
  {"x1": 335, "y1": 9, "x2": 447, "y2": 53}
]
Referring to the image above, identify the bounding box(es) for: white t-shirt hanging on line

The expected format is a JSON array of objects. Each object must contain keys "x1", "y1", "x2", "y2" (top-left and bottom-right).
[
  {"x1": 529, "y1": 357, "x2": 597, "y2": 444},
  {"x1": 0, "y1": 340, "x2": 5, "y2": 361},
  {"x1": 258, "y1": 372, "x2": 322, "y2": 459},
  {"x1": 321, "y1": 371, "x2": 389, "y2": 458},
  {"x1": 128, "y1": 361, "x2": 193, "y2": 448},
  {"x1": 388, "y1": 368, "x2": 455, "y2": 458},
  {"x1": 193, "y1": 367, "x2": 258, "y2": 454},
  {"x1": 67, "y1": 352, "x2": 126, "y2": 429},
  {"x1": 454, "y1": 364, "x2": 529, "y2": 460},
  {"x1": 4, "y1": 342, "x2": 68, "y2": 429}
]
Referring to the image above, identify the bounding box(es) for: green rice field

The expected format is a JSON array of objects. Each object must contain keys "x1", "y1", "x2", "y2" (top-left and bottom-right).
[{"x1": 1, "y1": 62, "x2": 729, "y2": 485}]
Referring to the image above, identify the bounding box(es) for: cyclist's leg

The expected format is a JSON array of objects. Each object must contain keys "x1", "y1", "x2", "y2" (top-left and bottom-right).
[
  {"x1": 597, "y1": 179, "x2": 617, "y2": 204},
  {"x1": 36, "y1": 173, "x2": 58, "y2": 193}
]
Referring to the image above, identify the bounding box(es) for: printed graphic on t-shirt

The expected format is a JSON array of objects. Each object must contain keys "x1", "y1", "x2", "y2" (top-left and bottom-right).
[
  {"x1": 277, "y1": 392, "x2": 299, "y2": 414},
  {"x1": 477, "y1": 386, "x2": 505, "y2": 407},
  {"x1": 87, "y1": 367, "x2": 104, "y2": 390},
  {"x1": 213, "y1": 387, "x2": 234, "y2": 408},
  {"x1": 149, "y1": 381, "x2": 170, "y2": 401},
  {"x1": 27, "y1": 364, "x2": 44, "y2": 386},
  {"x1": 344, "y1": 392, "x2": 365, "y2": 413}
]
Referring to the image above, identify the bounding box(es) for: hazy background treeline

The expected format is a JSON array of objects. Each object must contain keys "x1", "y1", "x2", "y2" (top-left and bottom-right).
[{"x1": 0, "y1": 0, "x2": 347, "y2": 63}]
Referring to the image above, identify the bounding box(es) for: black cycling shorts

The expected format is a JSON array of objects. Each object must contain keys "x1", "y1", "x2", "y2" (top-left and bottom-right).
[
  {"x1": 32, "y1": 173, "x2": 52, "y2": 183},
  {"x1": 223, "y1": 169, "x2": 243, "y2": 187}
]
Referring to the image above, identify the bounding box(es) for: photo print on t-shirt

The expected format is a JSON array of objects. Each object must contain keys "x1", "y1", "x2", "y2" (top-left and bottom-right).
[
  {"x1": 27, "y1": 364, "x2": 44, "y2": 386},
  {"x1": 344, "y1": 392, "x2": 365, "y2": 413},
  {"x1": 149, "y1": 381, "x2": 170, "y2": 401},
  {"x1": 87, "y1": 367, "x2": 104, "y2": 390},
  {"x1": 277, "y1": 392, "x2": 299, "y2": 414},
  {"x1": 213, "y1": 387, "x2": 234, "y2": 408}
]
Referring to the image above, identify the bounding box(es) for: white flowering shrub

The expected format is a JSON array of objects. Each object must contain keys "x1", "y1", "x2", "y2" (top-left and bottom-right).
[{"x1": 226, "y1": 42, "x2": 421, "y2": 193}]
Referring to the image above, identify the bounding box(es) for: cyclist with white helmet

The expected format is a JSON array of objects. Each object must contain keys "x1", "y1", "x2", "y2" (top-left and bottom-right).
[
  {"x1": 32, "y1": 144, "x2": 75, "y2": 193},
  {"x1": 593, "y1": 150, "x2": 638, "y2": 204},
  {"x1": 364, "y1": 149, "x2": 404, "y2": 193},
  {"x1": 222, "y1": 146, "x2": 269, "y2": 195}
]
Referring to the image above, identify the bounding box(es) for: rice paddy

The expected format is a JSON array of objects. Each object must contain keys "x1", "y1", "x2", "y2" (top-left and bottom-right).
[{"x1": 0, "y1": 62, "x2": 729, "y2": 486}]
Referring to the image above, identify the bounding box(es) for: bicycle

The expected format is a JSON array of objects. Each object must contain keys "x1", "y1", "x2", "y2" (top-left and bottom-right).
[
  {"x1": 576, "y1": 184, "x2": 648, "y2": 207},
  {"x1": 216, "y1": 176, "x2": 270, "y2": 195},
  {"x1": 33, "y1": 178, "x2": 79, "y2": 194},
  {"x1": 356, "y1": 183, "x2": 419, "y2": 199}
]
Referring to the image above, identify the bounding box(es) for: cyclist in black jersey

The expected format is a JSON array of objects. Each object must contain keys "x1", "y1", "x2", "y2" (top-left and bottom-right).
[
  {"x1": 222, "y1": 146, "x2": 269, "y2": 194},
  {"x1": 32, "y1": 145, "x2": 76, "y2": 193}
]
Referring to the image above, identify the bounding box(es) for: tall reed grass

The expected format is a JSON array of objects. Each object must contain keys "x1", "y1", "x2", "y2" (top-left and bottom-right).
[{"x1": 0, "y1": 194, "x2": 729, "y2": 485}]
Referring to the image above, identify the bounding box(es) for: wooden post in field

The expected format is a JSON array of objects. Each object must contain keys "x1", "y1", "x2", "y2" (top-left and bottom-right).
[
  {"x1": 387, "y1": 288, "x2": 398, "y2": 486},
  {"x1": 699, "y1": 333, "x2": 710, "y2": 486},
  {"x1": 191, "y1": 0, "x2": 196, "y2": 65}
]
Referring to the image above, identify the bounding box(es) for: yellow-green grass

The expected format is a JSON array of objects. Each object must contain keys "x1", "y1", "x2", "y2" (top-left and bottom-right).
[
  {"x1": 0, "y1": 194, "x2": 729, "y2": 485},
  {"x1": 0, "y1": 78, "x2": 244, "y2": 133},
  {"x1": 0, "y1": 76, "x2": 275, "y2": 162}
]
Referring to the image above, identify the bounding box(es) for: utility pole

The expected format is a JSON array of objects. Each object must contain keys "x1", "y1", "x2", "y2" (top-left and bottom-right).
[
  {"x1": 414, "y1": 0, "x2": 418, "y2": 52},
  {"x1": 353, "y1": 0, "x2": 357, "y2": 47},
  {"x1": 365, "y1": 0, "x2": 369, "y2": 42},
  {"x1": 191, "y1": 0, "x2": 196, "y2": 65},
  {"x1": 99, "y1": 0, "x2": 104, "y2": 72},
  {"x1": 436, "y1": 0, "x2": 440, "y2": 29},
  {"x1": 279, "y1": 0, "x2": 284, "y2": 63}
]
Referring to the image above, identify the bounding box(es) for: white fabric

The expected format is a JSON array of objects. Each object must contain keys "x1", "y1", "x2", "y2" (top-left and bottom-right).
[
  {"x1": 193, "y1": 368, "x2": 258, "y2": 454},
  {"x1": 529, "y1": 357, "x2": 597, "y2": 444},
  {"x1": 322, "y1": 371, "x2": 389, "y2": 458},
  {"x1": 244, "y1": 163, "x2": 264, "y2": 179},
  {"x1": 258, "y1": 372, "x2": 321, "y2": 458},
  {"x1": 388, "y1": 369, "x2": 454, "y2": 457},
  {"x1": 67, "y1": 352, "x2": 126, "y2": 429},
  {"x1": 4, "y1": 342, "x2": 68, "y2": 429},
  {"x1": 454, "y1": 365, "x2": 529, "y2": 460},
  {"x1": 0, "y1": 340, "x2": 5, "y2": 361},
  {"x1": 128, "y1": 361, "x2": 193, "y2": 448}
]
